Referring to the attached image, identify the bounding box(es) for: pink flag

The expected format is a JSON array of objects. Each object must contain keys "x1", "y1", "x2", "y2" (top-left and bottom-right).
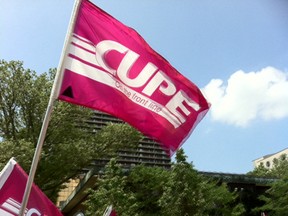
[
  {"x1": 0, "y1": 158, "x2": 63, "y2": 216},
  {"x1": 58, "y1": 0, "x2": 210, "y2": 155}
]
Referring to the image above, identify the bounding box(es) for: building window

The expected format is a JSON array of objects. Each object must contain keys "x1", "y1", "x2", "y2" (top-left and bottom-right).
[{"x1": 266, "y1": 161, "x2": 270, "y2": 168}]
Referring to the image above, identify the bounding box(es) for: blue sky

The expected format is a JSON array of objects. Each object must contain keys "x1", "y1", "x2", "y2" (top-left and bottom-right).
[{"x1": 1, "y1": 0, "x2": 288, "y2": 174}]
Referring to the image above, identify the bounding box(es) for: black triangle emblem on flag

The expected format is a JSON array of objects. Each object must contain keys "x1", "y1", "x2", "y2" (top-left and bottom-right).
[{"x1": 61, "y1": 86, "x2": 74, "y2": 98}]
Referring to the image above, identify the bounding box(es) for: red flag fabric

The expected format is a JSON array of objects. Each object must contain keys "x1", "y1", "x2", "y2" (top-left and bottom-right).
[
  {"x1": 0, "y1": 158, "x2": 63, "y2": 216},
  {"x1": 58, "y1": 0, "x2": 210, "y2": 156},
  {"x1": 110, "y1": 210, "x2": 117, "y2": 216}
]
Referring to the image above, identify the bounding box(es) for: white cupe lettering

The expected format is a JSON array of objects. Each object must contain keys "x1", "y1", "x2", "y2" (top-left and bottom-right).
[
  {"x1": 95, "y1": 39, "x2": 201, "y2": 125},
  {"x1": 26, "y1": 208, "x2": 41, "y2": 216},
  {"x1": 95, "y1": 40, "x2": 158, "y2": 88},
  {"x1": 166, "y1": 90, "x2": 200, "y2": 123},
  {"x1": 142, "y1": 70, "x2": 176, "y2": 96},
  {"x1": 117, "y1": 50, "x2": 158, "y2": 87},
  {"x1": 95, "y1": 40, "x2": 128, "y2": 75}
]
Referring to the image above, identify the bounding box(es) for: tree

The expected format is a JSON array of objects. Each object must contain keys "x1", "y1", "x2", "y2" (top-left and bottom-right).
[
  {"x1": 269, "y1": 154, "x2": 288, "y2": 178},
  {"x1": 249, "y1": 154, "x2": 288, "y2": 215},
  {"x1": 248, "y1": 154, "x2": 288, "y2": 178},
  {"x1": 201, "y1": 179, "x2": 245, "y2": 216},
  {"x1": 84, "y1": 162, "x2": 169, "y2": 216},
  {"x1": 0, "y1": 60, "x2": 46, "y2": 142},
  {"x1": 159, "y1": 148, "x2": 204, "y2": 216},
  {"x1": 127, "y1": 165, "x2": 169, "y2": 216},
  {"x1": 0, "y1": 59, "x2": 142, "y2": 200},
  {"x1": 159, "y1": 149, "x2": 240, "y2": 216},
  {"x1": 255, "y1": 176, "x2": 288, "y2": 215},
  {"x1": 247, "y1": 163, "x2": 270, "y2": 177},
  {"x1": 84, "y1": 158, "x2": 138, "y2": 216},
  {"x1": 84, "y1": 149, "x2": 242, "y2": 215}
]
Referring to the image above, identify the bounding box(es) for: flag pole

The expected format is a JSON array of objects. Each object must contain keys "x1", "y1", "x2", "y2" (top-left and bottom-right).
[
  {"x1": 103, "y1": 205, "x2": 113, "y2": 216},
  {"x1": 19, "y1": 0, "x2": 82, "y2": 215}
]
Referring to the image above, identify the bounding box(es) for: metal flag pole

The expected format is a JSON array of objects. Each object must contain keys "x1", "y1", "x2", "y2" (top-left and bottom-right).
[{"x1": 19, "y1": 0, "x2": 82, "y2": 215}]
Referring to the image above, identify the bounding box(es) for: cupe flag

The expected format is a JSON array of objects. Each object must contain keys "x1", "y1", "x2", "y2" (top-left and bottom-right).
[
  {"x1": 0, "y1": 158, "x2": 63, "y2": 216},
  {"x1": 58, "y1": 0, "x2": 210, "y2": 156}
]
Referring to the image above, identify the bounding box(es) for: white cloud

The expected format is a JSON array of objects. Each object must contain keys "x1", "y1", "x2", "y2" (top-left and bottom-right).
[{"x1": 202, "y1": 67, "x2": 288, "y2": 127}]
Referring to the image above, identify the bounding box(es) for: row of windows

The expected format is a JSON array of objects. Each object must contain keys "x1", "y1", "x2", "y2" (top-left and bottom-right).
[
  {"x1": 260, "y1": 161, "x2": 271, "y2": 168},
  {"x1": 91, "y1": 159, "x2": 171, "y2": 169},
  {"x1": 118, "y1": 153, "x2": 170, "y2": 161},
  {"x1": 86, "y1": 111, "x2": 171, "y2": 168}
]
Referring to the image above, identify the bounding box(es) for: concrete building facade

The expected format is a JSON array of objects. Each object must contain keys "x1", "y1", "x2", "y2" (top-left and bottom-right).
[
  {"x1": 253, "y1": 148, "x2": 288, "y2": 169},
  {"x1": 57, "y1": 110, "x2": 171, "y2": 209},
  {"x1": 87, "y1": 110, "x2": 171, "y2": 170}
]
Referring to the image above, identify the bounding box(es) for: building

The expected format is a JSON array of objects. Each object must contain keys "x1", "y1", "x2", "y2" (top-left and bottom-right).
[
  {"x1": 87, "y1": 110, "x2": 171, "y2": 170},
  {"x1": 57, "y1": 110, "x2": 171, "y2": 209},
  {"x1": 57, "y1": 179, "x2": 81, "y2": 207},
  {"x1": 253, "y1": 148, "x2": 288, "y2": 169}
]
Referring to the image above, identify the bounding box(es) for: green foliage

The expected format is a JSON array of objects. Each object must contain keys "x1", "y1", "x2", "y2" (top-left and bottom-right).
[
  {"x1": 201, "y1": 180, "x2": 242, "y2": 216},
  {"x1": 84, "y1": 150, "x2": 242, "y2": 216},
  {"x1": 255, "y1": 177, "x2": 288, "y2": 215},
  {"x1": 0, "y1": 139, "x2": 34, "y2": 171},
  {"x1": 0, "y1": 59, "x2": 141, "y2": 201},
  {"x1": 247, "y1": 163, "x2": 270, "y2": 177},
  {"x1": 159, "y1": 150, "x2": 204, "y2": 216},
  {"x1": 84, "y1": 159, "x2": 138, "y2": 216},
  {"x1": 92, "y1": 122, "x2": 142, "y2": 156},
  {"x1": 159, "y1": 149, "x2": 239, "y2": 216},
  {"x1": 269, "y1": 154, "x2": 288, "y2": 178},
  {"x1": 248, "y1": 154, "x2": 288, "y2": 178},
  {"x1": 249, "y1": 154, "x2": 288, "y2": 215},
  {"x1": 231, "y1": 203, "x2": 246, "y2": 216},
  {"x1": 0, "y1": 60, "x2": 48, "y2": 142},
  {"x1": 127, "y1": 165, "x2": 169, "y2": 216}
]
